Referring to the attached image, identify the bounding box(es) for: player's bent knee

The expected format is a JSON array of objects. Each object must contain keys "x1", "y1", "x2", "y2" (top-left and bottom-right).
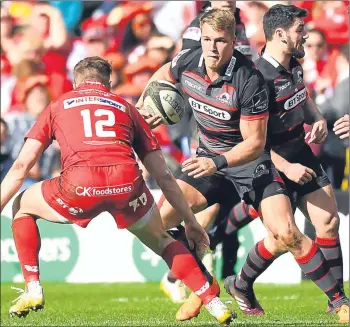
[
  {"x1": 12, "y1": 191, "x2": 25, "y2": 219},
  {"x1": 276, "y1": 223, "x2": 304, "y2": 251},
  {"x1": 317, "y1": 215, "x2": 340, "y2": 237}
]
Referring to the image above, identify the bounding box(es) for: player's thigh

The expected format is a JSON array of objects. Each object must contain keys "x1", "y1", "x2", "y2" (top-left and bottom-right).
[
  {"x1": 298, "y1": 184, "x2": 339, "y2": 237},
  {"x1": 128, "y1": 204, "x2": 172, "y2": 256},
  {"x1": 160, "y1": 178, "x2": 209, "y2": 230},
  {"x1": 195, "y1": 204, "x2": 220, "y2": 230},
  {"x1": 13, "y1": 181, "x2": 70, "y2": 224}
]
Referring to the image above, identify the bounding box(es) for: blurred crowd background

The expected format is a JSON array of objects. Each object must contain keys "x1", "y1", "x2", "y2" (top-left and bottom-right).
[{"x1": 1, "y1": 0, "x2": 349, "y2": 192}]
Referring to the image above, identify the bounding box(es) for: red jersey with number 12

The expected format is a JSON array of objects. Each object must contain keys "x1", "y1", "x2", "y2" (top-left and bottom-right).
[{"x1": 25, "y1": 80, "x2": 160, "y2": 171}]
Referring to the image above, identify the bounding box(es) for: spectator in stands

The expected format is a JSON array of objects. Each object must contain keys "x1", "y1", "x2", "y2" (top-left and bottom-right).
[
  {"x1": 145, "y1": 34, "x2": 175, "y2": 65},
  {"x1": 121, "y1": 9, "x2": 160, "y2": 63},
  {"x1": 5, "y1": 80, "x2": 60, "y2": 188},
  {"x1": 303, "y1": 29, "x2": 330, "y2": 99},
  {"x1": 318, "y1": 45, "x2": 349, "y2": 189}
]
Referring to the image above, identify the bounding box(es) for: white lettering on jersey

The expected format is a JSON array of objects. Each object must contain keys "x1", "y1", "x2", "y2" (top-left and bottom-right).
[
  {"x1": 284, "y1": 88, "x2": 307, "y2": 111},
  {"x1": 188, "y1": 98, "x2": 231, "y2": 121},
  {"x1": 182, "y1": 27, "x2": 201, "y2": 41},
  {"x1": 63, "y1": 97, "x2": 125, "y2": 112},
  {"x1": 171, "y1": 49, "x2": 190, "y2": 68},
  {"x1": 225, "y1": 56, "x2": 236, "y2": 77},
  {"x1": 75, "y1": 184, "x2": 133, "y2": 197}
]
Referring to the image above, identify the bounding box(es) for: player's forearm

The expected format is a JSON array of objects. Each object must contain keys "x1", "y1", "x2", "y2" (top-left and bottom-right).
[
  {"x1": 222, "y1": 136, "x2": 265, "y2": 167},
  {"x1": 157, "y1": 175, "x2": 197, "y2": 225},
  {"x1": 0, "y1": 162, "x2": 29, "y2": 211},
  {"x1": 136, "y1": 63, "x2": 171, "y2": 109},
  {"x1": 271, "y1": 150, "x2": 290, "y2": 174},
  {"x1": 303, "y1": 98, "x2": 324, "y2": 125}
]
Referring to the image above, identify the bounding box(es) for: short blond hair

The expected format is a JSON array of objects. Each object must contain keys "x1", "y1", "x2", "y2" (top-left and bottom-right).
[{"x1": 200, "y1": 9, "x2": 236, "y2": 38}]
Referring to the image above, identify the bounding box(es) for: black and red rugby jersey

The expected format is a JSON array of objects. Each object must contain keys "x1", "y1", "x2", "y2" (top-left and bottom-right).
[
  {"x1": 255, "y1": 52, "x2": 308, "y2": 157},
  {"x1": 169, "y1": 48, "x2": 269, "y2": 155}
]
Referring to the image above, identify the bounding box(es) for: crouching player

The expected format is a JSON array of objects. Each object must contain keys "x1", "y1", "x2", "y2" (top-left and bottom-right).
[{"x1": 0, "y1": 57, "x2": 235, "y2": 324}]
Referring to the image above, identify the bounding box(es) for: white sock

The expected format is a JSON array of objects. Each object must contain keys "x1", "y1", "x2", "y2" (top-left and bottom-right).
[{"x1": 27, "y1": 281, "x2": 42, "y2": 295}]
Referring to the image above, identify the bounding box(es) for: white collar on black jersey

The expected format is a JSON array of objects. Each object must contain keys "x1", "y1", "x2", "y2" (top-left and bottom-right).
[{"x1": 262, "y1": 52, "x2": 280, "y2": 69}]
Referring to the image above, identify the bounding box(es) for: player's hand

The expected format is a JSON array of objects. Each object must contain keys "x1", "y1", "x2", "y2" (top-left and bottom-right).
[
  {"x1": 184, "y1": 220, "x2": 210, "y2": 257},
  {"x1": 181, "y1": 157, "x2": 217, "y2": 178},
  {"x1": 138, "y1": 108, "x2": 162, "y2": 129},
  {"x1": 284, "y1": 163, "x2": 317, "y2": 185},
  {"x1": 333, "y1": 114, "x2": 349, "y2": 140},
  {"x1": 305, "y1": 119, "x2": 327, "y2": 144}
]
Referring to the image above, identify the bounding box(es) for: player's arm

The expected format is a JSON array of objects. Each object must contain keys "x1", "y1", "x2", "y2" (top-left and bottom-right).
[
  {"x1": 135, "y1": 62, "x2": 173, "y2": 110},
  {"x1": 271, "y1": 150, "x2": 316, "y2": 185},
  {"x1": 182, "y1": 71, "x2": 270, "y2": 178},
  {"x1": 1, "y1": 103, "x2": 53, "y2": 211},
  {"x1": 0, "y1": 139, "x2": 45, "y2": 211},
  {"x1": 303, "y1": 97, "x2": 327, "y2": 144}
]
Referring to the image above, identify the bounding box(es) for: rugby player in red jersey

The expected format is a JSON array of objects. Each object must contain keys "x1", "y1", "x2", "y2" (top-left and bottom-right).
[{"x1": 0, "y1": 57, "x2": 235, "y2": 325}]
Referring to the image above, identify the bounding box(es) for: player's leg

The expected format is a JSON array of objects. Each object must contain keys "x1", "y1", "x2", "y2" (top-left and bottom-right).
[
  {"x1": 127, "y1": 204, "x2": 236, "y2": 324},
  {"x1": 9, "y1": 181, "x2": 71, "y2": 317},
  {"x1": 299, "y1": 185, "x2": 347, "y2": 313},
  {"x1": 227, "y1": 191, "x2": 348, "y2": 321},
  {"x1": 159, "y1": 179, "x2": 209, "y2": 230}
]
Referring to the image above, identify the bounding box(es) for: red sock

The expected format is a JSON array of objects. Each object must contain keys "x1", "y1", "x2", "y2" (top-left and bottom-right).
[
  {"x1": 12, "y1": 216, "x2": 41, "y2": 283},
  {"x1": 162, "y1": 241, "x2": 218, "y2": 304}
]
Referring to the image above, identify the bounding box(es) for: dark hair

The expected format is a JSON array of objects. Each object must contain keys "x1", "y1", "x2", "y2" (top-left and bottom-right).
[
  {"x1": 73, "y1": 56, "x2": 112, "y2": 86},
  {"x1": 263, "y1": 4, "x2": 308, "y2": 41},
  {"x1": 307, "y1": 28, "x2": 327, "y2": 43}
]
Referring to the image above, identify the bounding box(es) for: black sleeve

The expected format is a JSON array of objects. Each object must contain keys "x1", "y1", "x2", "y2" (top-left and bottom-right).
[
  {"x1": 181, "y1": 15, "x2": 201, "y2": 50},
  {"x1": 239, "y1": 70, "x2": 270, "y2": 120},
  {"x1": 169, "y1": 48, "x2": 192, "y2": 83}
]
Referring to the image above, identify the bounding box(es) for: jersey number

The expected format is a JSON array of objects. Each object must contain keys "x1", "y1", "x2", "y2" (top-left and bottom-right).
[{"x1": 80, "y1": 109, "x2": 116, "y2": 137}]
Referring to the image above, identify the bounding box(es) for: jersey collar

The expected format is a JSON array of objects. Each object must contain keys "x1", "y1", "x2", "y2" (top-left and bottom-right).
[
  {"x1": 261, "y1": 49, "x2": 300, "y2": 74},
  {"x1": 78, "y1": 80, "x2": 109, "y2": 90},
  {"x1": 198, "y1": 52, "x2": 237, "y2": 84}
]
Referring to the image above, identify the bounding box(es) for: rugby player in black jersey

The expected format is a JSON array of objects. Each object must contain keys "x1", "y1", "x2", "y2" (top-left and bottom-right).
[
  {"x1": 221, "y1": 5, "x2": 349, "y2": 323},
  {"x1": 136, "y1": 8, "x2": 348, "y2": 323}
]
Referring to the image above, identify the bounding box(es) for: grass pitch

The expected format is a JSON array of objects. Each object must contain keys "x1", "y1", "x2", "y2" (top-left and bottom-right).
[{"x1": 1, "y1": 281, "x2": 348, "y2": 326}]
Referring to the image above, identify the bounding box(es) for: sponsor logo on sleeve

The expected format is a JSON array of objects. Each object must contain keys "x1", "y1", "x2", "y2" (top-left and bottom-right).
[
  {"x1": 182, "y1": 27, "x2": 201, "y2": 41},
  {"x1": 252, "y1": 89, "x2": 268, "y2": 114},
  {"x1": 171, "y1": 49, "x2": 190, "y2": 68},
  {"x1": 63, "y1": 97, "x2": 125, "y2": 111},
  {"x1": 75, "y1": 184, "x2": 133, "y2": 197},
  {"x1": 188, "y1": 98, "x2": 231, "y2": 120},
  {"x1": 284, "y1": 88, "x2": 307, "y2": 111},
  {"x1": 225, "y1": 56, "x2": 236, "y2": 77}
]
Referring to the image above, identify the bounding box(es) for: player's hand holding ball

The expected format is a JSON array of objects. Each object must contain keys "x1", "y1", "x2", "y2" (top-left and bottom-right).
[
  {"x1": 141, "y1": 80, "x2": 185, "y2": 129},
  {"x1": 182, "y1": 157, "x2": 217, "y2": 178},
  {"x1": 284, "y1": 163, "x2": 316, "y2": 185},
  {"x1": 138, "y1": 108, "x2": 162, "y2": 129}
]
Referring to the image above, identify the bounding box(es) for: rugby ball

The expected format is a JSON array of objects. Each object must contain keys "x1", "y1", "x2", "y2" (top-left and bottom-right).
[{"x1": 143, "y1": 80, "x2": 185, "y2": 125}]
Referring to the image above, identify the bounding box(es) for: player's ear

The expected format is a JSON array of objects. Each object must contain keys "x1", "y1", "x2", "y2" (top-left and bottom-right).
[
  {"x1": 107, "y1": 80, "x2": 112, "y2": 91},
  {"x1": 276, "y1": 28, "x2": 286, "y2": 44},
  {"x1": 232, "y1": 36, "x2": 236, "y2": 48}
]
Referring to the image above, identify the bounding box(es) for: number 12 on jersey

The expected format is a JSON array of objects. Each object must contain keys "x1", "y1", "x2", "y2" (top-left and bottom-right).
[{"x1": 80, "y1": 109, "x2": 116, "y2": 137}]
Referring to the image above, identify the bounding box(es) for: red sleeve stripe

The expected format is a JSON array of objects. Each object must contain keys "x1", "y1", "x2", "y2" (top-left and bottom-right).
[{"x1": 241, "y1": 112, "x2": 269, "y2": 120}]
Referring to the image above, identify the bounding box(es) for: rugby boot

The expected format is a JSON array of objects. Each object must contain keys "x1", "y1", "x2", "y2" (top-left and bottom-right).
[
  {"x1": 205, "y1": 296, "x2": 237, "y2": 325},
  {"x1": 335, "y1": 304, "x2": 349, "y2": 324},
  {"x1": 9, "y1": 286, "x2": 44, "y2": 318},
  {"x1": 224, "y1": 275, "x2": 264, "y2": 315},
  {"x1": 160, "y1": 273, "x2": 187, "y2": 303},
  {"x1": 176, "y1": 277, "x2": 220, "y2": 321}
]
